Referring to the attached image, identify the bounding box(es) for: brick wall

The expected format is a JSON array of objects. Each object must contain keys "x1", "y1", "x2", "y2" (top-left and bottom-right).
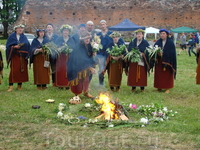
[{"x1": 15, "y1": 0, "x2": 200, "y2": 34}]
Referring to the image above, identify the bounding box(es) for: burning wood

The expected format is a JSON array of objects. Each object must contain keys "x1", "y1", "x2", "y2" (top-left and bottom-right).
[{"x1": 95, "y1": 93, "x2": 129, "y2": 121}]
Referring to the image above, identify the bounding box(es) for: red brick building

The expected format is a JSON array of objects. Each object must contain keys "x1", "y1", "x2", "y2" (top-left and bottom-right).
[{"x1": 15, "y1": 0, "x2": 200, "y2": 34}]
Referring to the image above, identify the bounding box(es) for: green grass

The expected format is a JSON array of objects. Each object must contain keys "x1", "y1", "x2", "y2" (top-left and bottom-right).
[{"x1": 0, "y1": 40, "x2": 200, "y2": 149}]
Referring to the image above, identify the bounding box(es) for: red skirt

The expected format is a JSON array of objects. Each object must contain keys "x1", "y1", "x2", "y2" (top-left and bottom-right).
[
  {"x1": 9, "y1": 54, "x2": 28, "y2": 83},
  {"x1": 196, "y1": 55, "x2": 200, "y2": 84},
  {"x1": 70, "y1": 77, "x2": 89, "y2": 95},
  {"x1": 33, "y1": 53, "x2": 50, "y2": 84},
  {"x1": 154, "y1": 59, "x2": 174, "y2": 89},
  {"x1": 55, "y1": 53, "x2": 69, "y2": 87},
  {"x1": 127, "y1": 62, "x2": 147, "y2": 87}
]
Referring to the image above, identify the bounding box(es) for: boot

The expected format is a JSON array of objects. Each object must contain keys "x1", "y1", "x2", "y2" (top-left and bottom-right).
[
  {"x1": 7, "y1": 86, "x2": 13, "y2": 92},
  {"x1": 17, "y1": 85, "x2": 22, "y2": 90},
  {"x1": 42, "y1": 87, "x2": 47, "y2": 90},
  {"x1": 84, "y1": 92, "x2": 94, "y2": 98},
  {"x1": 37, "y1": 87, "x2": 42, "y2": 90}
]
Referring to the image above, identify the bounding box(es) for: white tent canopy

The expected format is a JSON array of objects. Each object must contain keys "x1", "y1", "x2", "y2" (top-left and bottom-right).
[{"x1": 144, "y1": 27, "x2": 160, "y2": 39}]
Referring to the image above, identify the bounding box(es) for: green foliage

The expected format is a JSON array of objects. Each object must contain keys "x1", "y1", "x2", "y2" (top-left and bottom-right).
[
  {"x1": 124, "y1": 48, "x2": 140, "y2": 63},
  {"x1": 0, "y1": 0, "x2": 26, "y2": 37},
  {"x1": 106, "y1": 45, "x2": 126, "y2": 63}
]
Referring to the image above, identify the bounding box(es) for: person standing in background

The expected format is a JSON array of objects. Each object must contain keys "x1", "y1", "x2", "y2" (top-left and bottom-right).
[
  {"x1": 45, "y1": 23, "x2": 59, "y2": 87},
  {"x1": 178, "y1": 32, "x2": 187, "y2": 55}
]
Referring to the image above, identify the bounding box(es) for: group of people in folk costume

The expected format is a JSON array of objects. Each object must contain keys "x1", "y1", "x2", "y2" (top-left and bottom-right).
[{"x1": 3, "y1": 19, "x2": 200, "y2": 102}]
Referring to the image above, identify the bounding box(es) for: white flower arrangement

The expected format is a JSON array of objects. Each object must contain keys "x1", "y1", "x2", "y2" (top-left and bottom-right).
[
  {"x1": 84, "y1": 103, "x2": 92, "y2": 108},
  {"x1": 0, "y1": 45, "x2": 5, "y2": 51},
  {"x1": 91, "y1": 34, "x2": 102, "y2": 52},
  {"x1": 140, "y1": 117, "x2": 148, "y2": 124},
  {"x1": 137, "y1": 103, "x2": 177, "y2": 124},
  {"x1": 146, "y1": 45, "x2": 162, "y2": 60}
]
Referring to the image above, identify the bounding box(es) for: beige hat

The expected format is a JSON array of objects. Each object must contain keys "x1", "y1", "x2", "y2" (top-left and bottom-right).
[
  {"x1": 86, "y1": 21, "x2": 94, "y2": 25},
  {"x1": 100, "y1": 20, "x2": 107, "y2": 24}
]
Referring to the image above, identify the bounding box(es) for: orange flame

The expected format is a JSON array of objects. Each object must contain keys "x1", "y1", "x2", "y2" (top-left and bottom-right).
[{"x1": 95, "y1": 93, "x2": 119, "y2": 120}]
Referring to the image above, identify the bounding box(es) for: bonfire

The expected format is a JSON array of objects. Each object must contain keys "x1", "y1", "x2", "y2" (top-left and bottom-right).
[{"x1": 95, "y1": 93, "x2": 129, "y2": 121}]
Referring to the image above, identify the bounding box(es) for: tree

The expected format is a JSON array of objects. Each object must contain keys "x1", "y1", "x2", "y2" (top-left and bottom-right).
[{"x1": 0, "y1": 0, "x2": 26, "y2": 38}]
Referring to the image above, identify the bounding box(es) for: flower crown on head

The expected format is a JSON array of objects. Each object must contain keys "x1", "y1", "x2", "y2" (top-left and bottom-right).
[
  {"x1": 134, "y1": 29, "x2": 145, "y2": 33},
  {"x1": 59, "y1": 24, "x2": 73, "y2": 33},
  {"x1": 109, "y1": 32, "x2": 121, "y2": 38},
  {"x1": 14, "y1": 24, "x2": 25, "y2": 30}
]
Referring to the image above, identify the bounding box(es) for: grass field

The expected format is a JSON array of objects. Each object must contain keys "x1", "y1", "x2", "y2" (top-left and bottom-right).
[{"x1": 0, "y1": 42, "x2": 200, "y2": 150}]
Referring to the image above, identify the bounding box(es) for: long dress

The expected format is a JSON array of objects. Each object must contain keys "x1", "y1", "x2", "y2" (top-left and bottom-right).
[
  {"x1": 196, "y1": 49, "x2": 200, "y2": 84},
  {"x1": 0, "y1": 50, "x2": 3, "y2": 84},
  {"x1": 30, "y1": 37, "x2": 50, "y2": 85},
  {"x1": 153, "y1": 38, "x2": 177, "y2": 89},
  {"x1": 46, "y1": 33, "x2": 59, "y2": 84},
  {"x1": 67, "y1": 43, "x2": 95, "y2": 95},
  {"x1": 127, "y1": 38, "x2": 150, "y2": 87},
  {"x1": 106, "y1": 41, "x2": 125, "y2": 88},
  {"x1": 6, "y1": 32, "x2": 30, "y2": 83},
  {"x1": 55, "y1": 36, "x2": 75, "y2": 87}
]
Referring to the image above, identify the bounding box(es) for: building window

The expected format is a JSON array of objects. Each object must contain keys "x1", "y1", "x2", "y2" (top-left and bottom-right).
[
  {"x1": 73, "y1": 13, "x2": 76, "y2": 15},
  {"x1": 26, "y1": 11, "x2": 30, "y2": 15},
  {"x1": 50, "y1": 12, "x2": 53, "y2": 15}
]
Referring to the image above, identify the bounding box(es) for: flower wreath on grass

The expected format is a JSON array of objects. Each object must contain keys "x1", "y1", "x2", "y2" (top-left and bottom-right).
[{"x1": 55, "y1": 101, "x2": 177, "y2": 128}]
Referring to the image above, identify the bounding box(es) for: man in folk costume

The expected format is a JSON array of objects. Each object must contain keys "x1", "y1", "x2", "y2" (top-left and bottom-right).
[
  {"x1": 71, "y1": 24, "x2": 86, "y2": 45},
  {"x1": 67, "y1": 31, "x2": 96, "y2": 100},
  {"x1": 96, "y1": 20, "x2": 124, "y2": 85},
  {"x1": 86, "y1": 20, "x2": 99, "y2": 82},
  {"x1": 153, "y1": 29, "x2": 177, "y2": 93},
  {"x1": 104, "y1": 32, "x2": 126, "y2": 92},
  {"x1": 86, "y1": 21, "x2": 98, "y2": 41},
  {"x1": 55, "y1": 24, "x2": 75, "y2": 88},
  {"x1": 6, "y1": 24, "x2": 30, "y2": 92},
  {"x1": 126, "y1": 29, "x2": 150, "y2": 93},
  {"x1": 30, "y1": 29, "x2": 50, "y2": 90},
  {"x1": 45, "y1": 23, "x2": 59, "y2": 87}
]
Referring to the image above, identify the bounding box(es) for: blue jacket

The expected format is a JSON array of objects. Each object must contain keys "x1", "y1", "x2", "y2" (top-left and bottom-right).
[{"x1": 97, "y1": 31, "x2": 125, "y2": 57}]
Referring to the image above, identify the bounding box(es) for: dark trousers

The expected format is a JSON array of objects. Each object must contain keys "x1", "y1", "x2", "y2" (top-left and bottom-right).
[{"x1": 188, "y1": 46, "x2": 196, "y2": 56}]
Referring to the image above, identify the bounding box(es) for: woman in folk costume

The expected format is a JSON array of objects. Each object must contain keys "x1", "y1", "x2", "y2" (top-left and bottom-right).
[
  {"x1": 30, "y1": 29, "x2": 50, "y2": 90},
  {"x1": 153, "y1": 29, "x2": 177, "y2": 93},
  {"x1": 6, "y1": 24, "x2": 30, "y2": 92},
  {"x1": 126, "y1": 29, "x2": 150, "y2": 93},
  {"x1": 196, "y1": 47, "x2": 200, "y2": 92},
  {"x1": 67, "y1": 31, "x2": 96, "y2": 100},
  {"x1": 45, "y1": 23, "x2": 59, "y2": 87},
  {"x1": 55, "y1": 24, "x2": 75, "y2": 88},
  {"x1": 0, "y1": 47, "x2": 3, "y2": 85},
  {"x1": 104, "y1": 32, "x2": 126, "y2": 92}
]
